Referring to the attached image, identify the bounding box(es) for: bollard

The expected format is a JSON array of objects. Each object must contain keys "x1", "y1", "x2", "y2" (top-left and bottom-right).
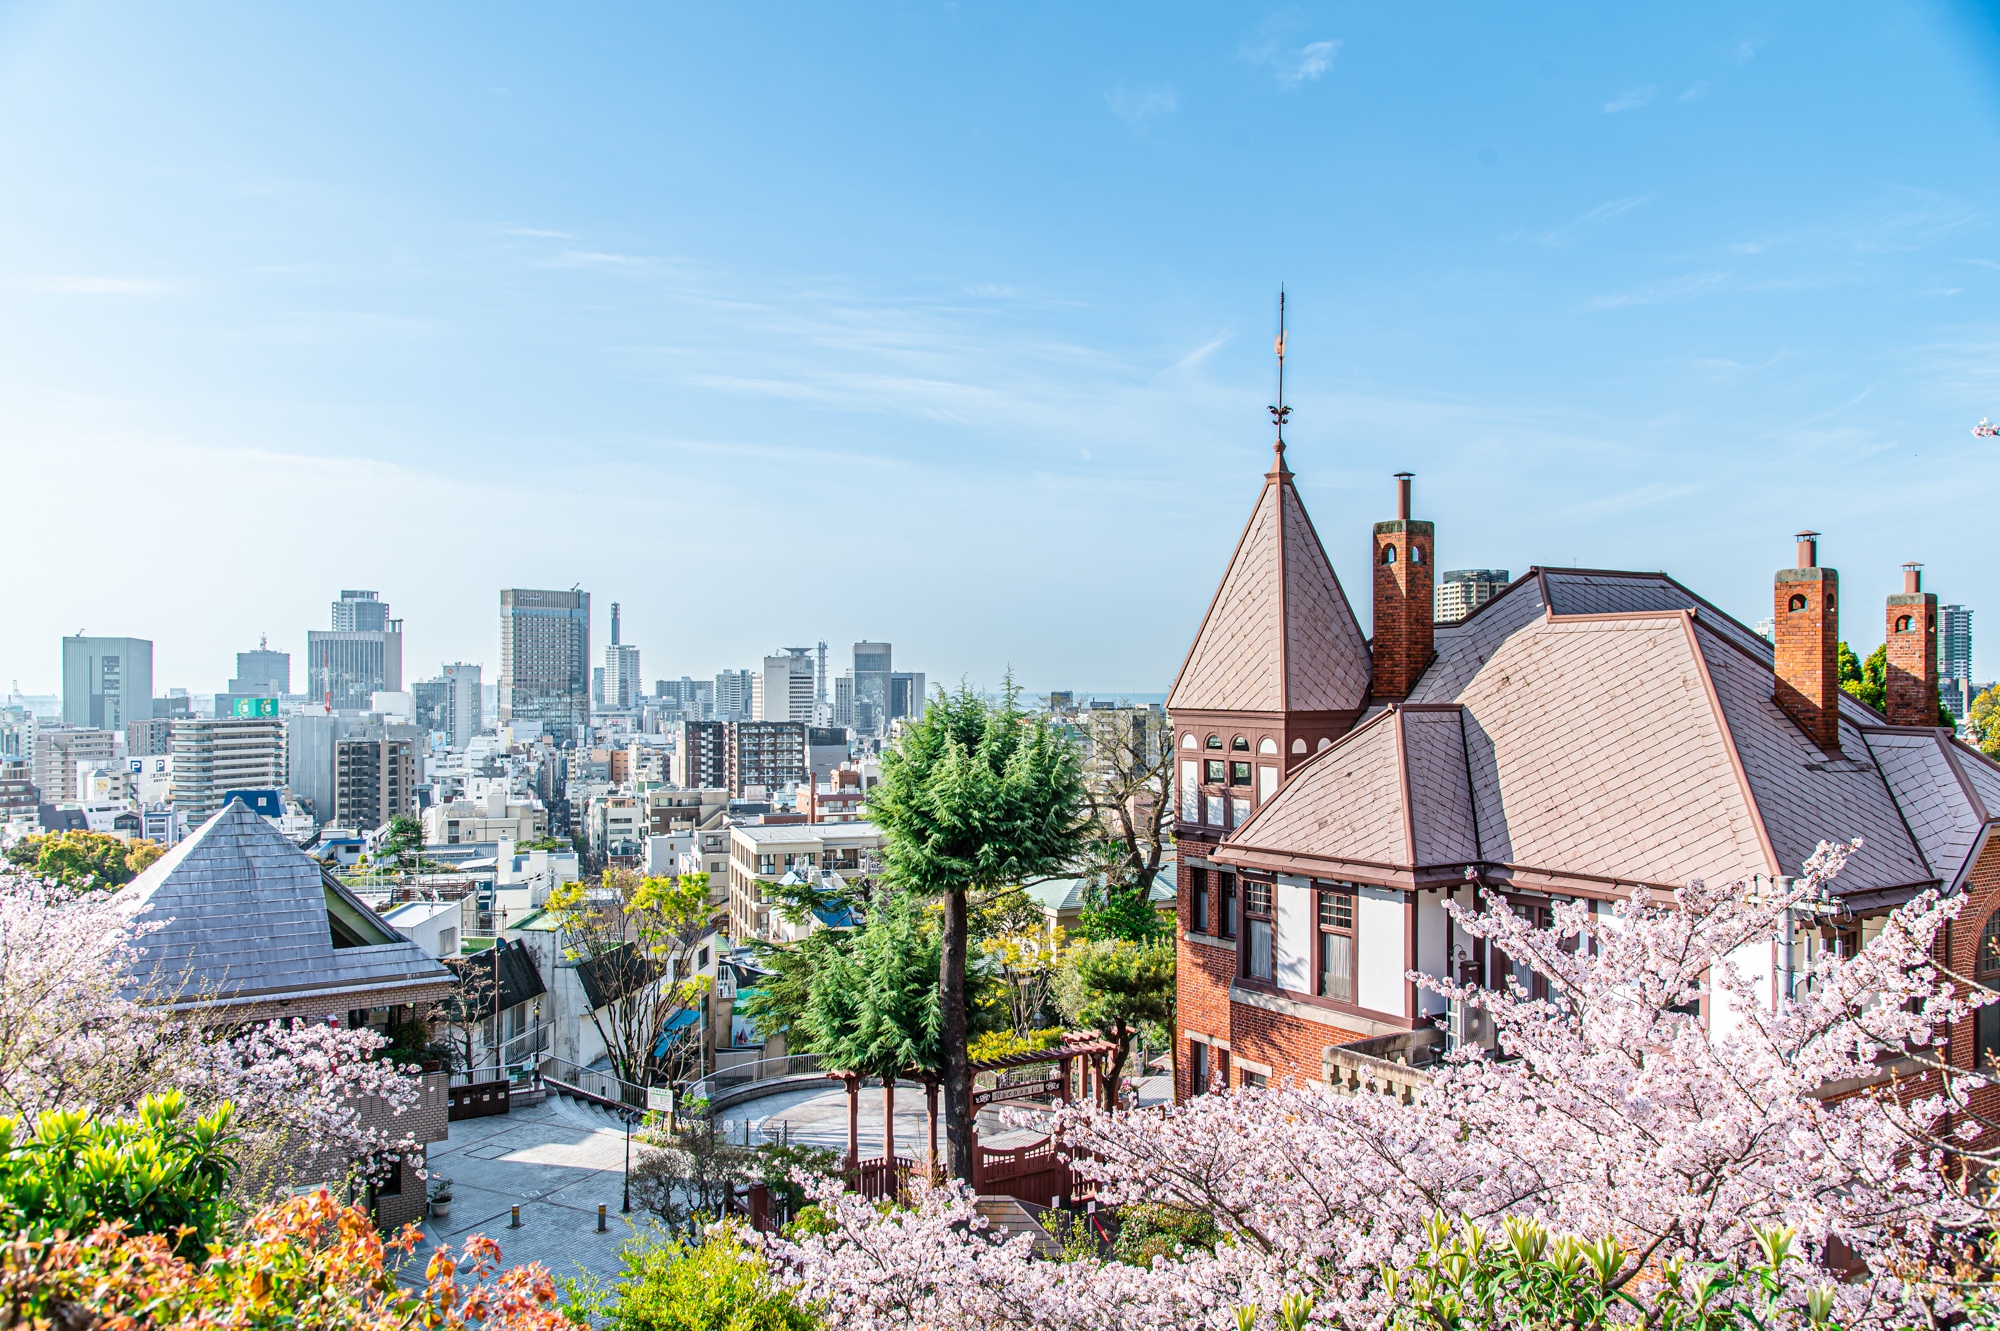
[
  {"x1": 509, "y1": 1204, "x2": 521, "y2": 1229},
  {"x1": 597, "y1": 1203, "x2": 607, "y2": 1233}
]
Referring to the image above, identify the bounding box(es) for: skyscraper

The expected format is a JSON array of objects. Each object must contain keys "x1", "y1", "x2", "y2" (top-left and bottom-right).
[
  {"x1": 1941, "y1": 604, "x2": 1974, "y2": 686},
  {"x1": 61, "y1": 636, "x2": 153, "y2": 733},
  {"x1": 714, "y1": 669, "x2": 754, "y2": 722},
  {"x1": 1436, "y1": 569, "x2": 1511, "y2": 623},
  {"x1": 331, "y1": 590, "x2": 389, "y2": 632},
  {"x1": 851, "y1": 641, "x2": 890, "y2": 735},
  {"x1": 754, "y1": 650, "x2": 815, "y2": 723},
  {"x1": 499, "y1": 588, "x2": 590, "y2": 738},
  {"x1": 306, "y1": 593, "x2": 404, "y2": 712},
  {"x1": 603, "y1": 602, "x2": 642, "y2": 710},
  {"x1": 416, "y1": 663, "x2": 482, "y2": 748}
]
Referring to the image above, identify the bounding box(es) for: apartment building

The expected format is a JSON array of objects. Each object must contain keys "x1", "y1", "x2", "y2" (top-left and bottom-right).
[
  {"x1": 725, "y1": 820, "x2": 884, "y2": 940},
  {"x1": 725, "y1": 719, "x2": 806, "y2": 796},
  {"x1": 422, "y1": 785, "x2": 547, "y2": 846},
  {"x1": 31, "y1": 726, "x2": 116, "y2": 802}
]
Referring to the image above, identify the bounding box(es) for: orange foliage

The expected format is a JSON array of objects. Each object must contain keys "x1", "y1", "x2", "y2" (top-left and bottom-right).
[{"x1": 0, "y1": 1189, "x2": 576, "y2": 1330}]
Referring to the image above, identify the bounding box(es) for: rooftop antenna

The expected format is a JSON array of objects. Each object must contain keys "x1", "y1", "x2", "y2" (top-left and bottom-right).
[{"x1": 1268, "y1": 287, "x2": 1291, "y2": 464}]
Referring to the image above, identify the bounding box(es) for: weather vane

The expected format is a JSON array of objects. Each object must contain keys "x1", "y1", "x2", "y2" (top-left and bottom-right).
[{"x1": 1268, "y1": 287, "x2": 1291, "y2": 446}]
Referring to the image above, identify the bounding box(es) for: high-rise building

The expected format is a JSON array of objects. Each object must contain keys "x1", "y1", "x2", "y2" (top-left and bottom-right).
[
  {"x1": 499, "y1": 588, "x2": 590, "y2": 738},
  {"x1": 285, "y1": 713, "x2": 420, "y2": 830},
  {"x1": 307, "y1": 596, "x2": 403, "y2": 712},
  {"x1": 753, "y1": 650, "x2": 815, "y2": 723},
  {"x1": 654, "y1": 677, "x2": 714, "y2": 718},
  {"x1": 438, "y1": 662, "x2": 481, "y2": 748},
  {"x1": 169, "y1": 717, "x2": 286, "y2": 817},
  {"x1": 725, "y1": 720, "x2": 806, "y2": 796},
  {"x1": 674, "y1": 719, "x2": 727, "y2": 789},
  {"x1": 331, "y1": 590, "x2": 389, "y2": 632},
  {"x1": 1436, "y1": 569, "x2": 1511, "y2": 623},
  {"x1": 232, "y1": 641, "x2": 291, "y2": 696},
  {"x1": 714, "y1": 669, "x2": 754, "y2": 722},
  {"x1": 127, "y1": 717, "x2": 174, "y2": 759},
  {"x1": 62, "y1": 636, "x2": 153, "y2": 734},
  {"x1": 1941, "y1": 604, "x2": 1974, "y2": 686},
  {"x1": 603, "y1": 604, "x2": 642, "y2": 711},
  {"x1": 31, "y1": 726, "x2": 115, "y2": 801},
  {"x1": 851, "y1": 642, "x2": 891, "y2": 735},
  {"x1": 890, "y1": 671, "x2": 927, "y2": 723}
]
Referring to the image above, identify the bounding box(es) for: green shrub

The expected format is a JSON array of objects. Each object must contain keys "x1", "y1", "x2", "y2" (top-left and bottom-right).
[
  {"x1": 568, "y1": 1220, "x2": 817, "y2": 1331},
  {"x1": 0, "y1": 1092, "x2": 238, "y2": 1257},
  {"x1": 1113, "y1": 1201, "x2": 1221, "y2": 1266}
]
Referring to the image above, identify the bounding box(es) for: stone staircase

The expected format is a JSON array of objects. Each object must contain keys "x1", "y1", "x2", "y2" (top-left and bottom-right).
[{"x1": 974, "y1": 1197, "x2": 1063, "y2": 1259}]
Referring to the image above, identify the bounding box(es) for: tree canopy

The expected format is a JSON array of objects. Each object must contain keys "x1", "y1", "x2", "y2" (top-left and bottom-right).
[{"x1": 3, "y1": 830, "x2": 160, "y2": 891}]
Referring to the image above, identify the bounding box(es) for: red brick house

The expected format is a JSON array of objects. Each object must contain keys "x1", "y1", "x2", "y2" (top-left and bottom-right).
[{"x1": 1171, "y1": 442, "x2": 2000, "y2": 1099}]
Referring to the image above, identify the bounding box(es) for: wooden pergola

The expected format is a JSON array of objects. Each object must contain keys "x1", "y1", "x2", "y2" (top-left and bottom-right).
[{"x1": 830, "y1": 1032, "x2": 1120, "y2": 1184}]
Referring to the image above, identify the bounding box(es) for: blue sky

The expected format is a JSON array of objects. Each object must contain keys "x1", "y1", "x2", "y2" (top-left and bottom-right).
[{"x1": 4, "y1": 2, "x2": 1999, "y2": 698}]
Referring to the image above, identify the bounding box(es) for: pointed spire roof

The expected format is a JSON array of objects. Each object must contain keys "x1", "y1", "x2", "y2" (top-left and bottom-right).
[
  {"x1": 117, "y1": 799, "x2": 451, "y2": 1007},
  {"x1": 1168, "y1": 443, "x2": 1372, "y2": 714}
]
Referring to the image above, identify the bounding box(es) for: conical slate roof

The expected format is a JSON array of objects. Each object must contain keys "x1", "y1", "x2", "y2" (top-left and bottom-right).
[
  {"x1": 117, "y1": 799, "x2": 452, "y2": 1007},
  {"x1": 1168, "y1": 444, "x2": 1372, "y2": 714}
]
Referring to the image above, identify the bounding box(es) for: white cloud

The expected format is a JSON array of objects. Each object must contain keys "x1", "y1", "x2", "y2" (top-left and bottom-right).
[
  {"x1": 1535, "y1": 194, "x2": 1652, "y2": 247},
  {"x1": 30, "y1": 276, "x2": 178, "y2": 295},
  {"x1": 502, "y1": 226, "x2": 575, "y2": 238},
  {"x1": 1238, "y1": 22, "x2": 1339, "y2": 90},
  {"x1": 1106, "y1": 84, "x2": 1177, "y2": 126},
  {"x1": 1603, "y1": 84, "x2": 1655, "y2": 113},
  {"x1": 1587, "y1": 269, "x2": 1730, "y2": 309},
  {"x1": 1679, "y1": 80, "x2": 1711, "y2": 102}
]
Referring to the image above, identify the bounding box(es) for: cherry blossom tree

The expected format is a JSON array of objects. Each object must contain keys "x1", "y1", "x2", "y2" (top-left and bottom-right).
[
  {"x1": 0, "y1": 866, "x2": 425, "y2": 1202},
  {"x1": 769, "y1": 839, "x2": 1990, "y2": 1329}
]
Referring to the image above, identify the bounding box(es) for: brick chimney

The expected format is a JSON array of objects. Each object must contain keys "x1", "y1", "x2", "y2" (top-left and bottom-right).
[
  {"x1": 1885, "y1": 562, "x2": 1939, "y2": 727},
  {"x1": 1773, "y1": 530, "x2": 1841, "y2": 754},
  {"x1": 1371, "y1": 472, "x2": 1434, "y2": 700}
]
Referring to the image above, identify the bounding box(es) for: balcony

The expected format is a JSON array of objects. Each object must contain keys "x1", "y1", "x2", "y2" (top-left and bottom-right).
[{"x1": 1322, "y1": 1028, "x2": 1441, "y2": 1105}]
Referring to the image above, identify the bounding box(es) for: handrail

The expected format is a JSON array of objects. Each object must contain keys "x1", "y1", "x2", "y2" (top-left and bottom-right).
[
  {"x1": 540, "y1": 1055, "x2": 647, "y2": 1112},
  {"x1": 682, "y1": 1052, "x2": 826, "y2": 1108}
]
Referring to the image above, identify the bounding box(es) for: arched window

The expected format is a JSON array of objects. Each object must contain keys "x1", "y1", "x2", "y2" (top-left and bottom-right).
[
  {"x1": 1316, "y1": 737, "x2": 1332, "y2": 751},
  {"x1": 1206, "y1": 735, "x2": 1223, "y2": 750},
  {"x1": 1257, "y1": 737, "x2": 1278, "y2": 755},
  {"x1": 1181, "y1": 733, "x2": 1197, "y2": 749},
  {"x1": 1411, "y1": 546, "x2": 1426, "y2": 564},
  {"x1": 1788, "y1": 594, "x2": 1808, "y2": 612},
  {"x1": 1381, "y1": 546, "x2": 1397, "y2": 565},
  {"x1": 1232, "y1": 736, "x2": 1250, "y2": 751},
  {"x1": 1895, "y1": 615, "x2": 1913, "y2": 633},
  {"x1": 1291, "y1": 738, "x2": 1306, "y2": 754},
  {"x1": 1981, "y1": 911, "x2": 2000, "y2": 975}
]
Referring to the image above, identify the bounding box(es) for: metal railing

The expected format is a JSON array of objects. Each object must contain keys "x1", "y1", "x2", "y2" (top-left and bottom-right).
[
  {"x1": 682, "y1": 1052, "x2": 826, "y2": 1109},
  {"x1": 540, "y1": 1055, "x2": 647, "y2": 1113}
]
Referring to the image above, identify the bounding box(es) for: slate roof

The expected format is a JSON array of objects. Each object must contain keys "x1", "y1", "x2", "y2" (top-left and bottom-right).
[
  {"x1": 1222, "y1": 568, "x2": 2000, "y2": 906},
  {"x1": 117, "y1": 799, "x2": 454, "y2": 1007},
  {"x1": 1168, "y1": 446, "x2": 1371, "y2": 715},
  {"x1": 443, "y1": 938, "x2": 547, "y2": 1018}
]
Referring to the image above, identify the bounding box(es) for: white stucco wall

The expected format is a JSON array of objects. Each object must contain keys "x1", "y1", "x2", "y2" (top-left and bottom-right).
[
  {"x1": 1415, "y1": 888, "x2": 1450, "y2": 1017},
  {"x1": 1275, "y1": 875, "x2": 1312, "y2": 994},
  {"x1": 1357, "y1": 885, "x2": 1407, "y2": 1016}
]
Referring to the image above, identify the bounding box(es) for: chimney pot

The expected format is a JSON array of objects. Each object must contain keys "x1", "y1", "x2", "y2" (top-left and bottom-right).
[
  {"x1": 1795, "y1": 530, "x2": 1819, "y2": 569},
  {"x1": 1902, "y1": 562, "x2": 1922, "y2": 594},
  {"x1": 1394, "y1": 472, "x2": 1413, "y2": 521}
]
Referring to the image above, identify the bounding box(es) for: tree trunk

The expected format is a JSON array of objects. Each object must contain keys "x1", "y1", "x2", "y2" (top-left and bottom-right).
[
  {"x1": 939, "y1": 886, "x2": 973, "y2": 1180},
  {"x1": 1102, "y1": 1023, "x2": 1130, "y2": 1111}
]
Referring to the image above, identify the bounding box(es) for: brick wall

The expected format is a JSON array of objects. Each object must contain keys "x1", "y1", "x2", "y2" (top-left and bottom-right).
[
  {"x1": 1885, "y1": 590, "x2": 1939, "y2": 727},
  {"x1": 1228, "y1": 1001, "x2": 1369, "y2": 1090},
  {"x1": 1774, "y1": 565, "x2": 1840, "y2": 753},
  {"x1": 1944, "y1": 832, "x2": 2000, "y2": 1138},
  {"x1": 1371, "y1": 519, "x2": 1435, "y2": 700},
  {"x1": 1176, "y1": 856, "x2": 1235, "y2": 1102}
]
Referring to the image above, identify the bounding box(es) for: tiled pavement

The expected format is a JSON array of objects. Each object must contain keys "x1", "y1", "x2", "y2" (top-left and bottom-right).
[{"x1": 400, "y1": 1096, "x2": 647, "y2": 1289}]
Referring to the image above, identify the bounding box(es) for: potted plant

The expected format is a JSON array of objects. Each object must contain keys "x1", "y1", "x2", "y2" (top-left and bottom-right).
[{"x1": 428, "y1": 1176, "x2": 453, "y2": 1220}]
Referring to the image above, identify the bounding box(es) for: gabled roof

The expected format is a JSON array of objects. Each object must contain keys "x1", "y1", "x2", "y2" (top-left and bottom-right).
[
  {"x1": 117, "y1": 799, "x2": 452, "y2": 1007},
  {"x1": 443, "y1": 938, "x2": 547, "y2": 1018},
  {"x1": 1222, "y1": 569, "x2": 1958, "y2": 904},
  {"x1": 1168, "y1": 445, "x2": 1370, "y2": 715}
]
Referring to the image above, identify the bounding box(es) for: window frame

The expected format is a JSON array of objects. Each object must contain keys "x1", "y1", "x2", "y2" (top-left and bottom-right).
[
  {"x1": 1191, "y1": 868, "x2": 1210, "y2": 932},
  {"x1": 1979, "y1": 910, "x2": 2000, "y2": 976},
  {"x1": 1217, "y1": 872, "x2": 1236, "y2": 939},
  {"x1": 1240, "y1": 876, "x2": 1275, "y2": 983},
  {"x1": 1317, "y1": 885, "x2": 1356, "y2": 1003}
]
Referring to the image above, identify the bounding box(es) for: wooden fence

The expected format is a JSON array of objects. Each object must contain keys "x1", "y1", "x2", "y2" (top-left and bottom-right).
[{"x1": 972, "y1": 1137, "x2": 1089, "y2": 1209}]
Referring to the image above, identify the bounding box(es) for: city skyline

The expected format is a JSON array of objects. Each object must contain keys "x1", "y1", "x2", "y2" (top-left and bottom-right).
[{"x1": 4, "y1": 4, "x2": 1998, "y2": 692}]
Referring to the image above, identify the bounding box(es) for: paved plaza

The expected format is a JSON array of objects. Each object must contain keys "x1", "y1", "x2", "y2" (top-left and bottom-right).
[{"x1": 399, "y1": 1072, "x2": 1172, "y2": 1288}]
